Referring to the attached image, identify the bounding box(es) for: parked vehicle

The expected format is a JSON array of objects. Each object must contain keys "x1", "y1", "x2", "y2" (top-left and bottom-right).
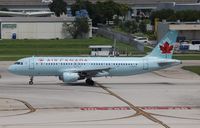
[
  {"x1": 191, "y1": 40, "x2": 200, "y2": 45},
  {"x1": 179, "y1": 44, "x2": 189, "y2": 51},
  {"x1": 189, "y1": 44, "x2": 200, "y2": 51},
  {"x1": 180, "y1": 40, "x2": 189, "y2": 44},
  {"x1": 134, "y1": 37, "x2": 149, "y2": 43}
]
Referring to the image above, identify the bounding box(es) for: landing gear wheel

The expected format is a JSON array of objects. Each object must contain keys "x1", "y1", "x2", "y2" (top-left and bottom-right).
[
  {"x1": 29, "y1": 76, "x2": 34, "y2": 85},
  {"x1": 29, "y1": 81, "x2": 33, "y2": 85},
  {"x1": 86, "y1": 79, "x2": 94, "y2": 86}
]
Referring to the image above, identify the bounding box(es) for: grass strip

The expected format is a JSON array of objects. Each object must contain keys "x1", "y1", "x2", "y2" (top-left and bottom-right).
[{"x1": 182, "y1": 66, "x2": 200, "y2": 75}]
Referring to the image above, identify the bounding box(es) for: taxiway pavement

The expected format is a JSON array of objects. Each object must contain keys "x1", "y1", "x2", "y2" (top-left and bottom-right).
[{"x1": 0, "y1": 61, "x2": 199, "y2": 128}]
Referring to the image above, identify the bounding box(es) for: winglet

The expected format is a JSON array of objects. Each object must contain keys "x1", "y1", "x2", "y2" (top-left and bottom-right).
[{"x1": 147, "y1": 30, "x2": 178, "y2": 59}]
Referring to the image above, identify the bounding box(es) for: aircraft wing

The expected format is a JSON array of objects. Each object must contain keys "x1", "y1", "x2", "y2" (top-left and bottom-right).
[{"x1": 62, "y1": 67, "x2": 111, "y2": 77}]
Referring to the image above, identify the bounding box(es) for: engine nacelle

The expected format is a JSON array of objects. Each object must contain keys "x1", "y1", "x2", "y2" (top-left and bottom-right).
[{"x1": 62, "y1": 72, "x2": 80, "y2": 83}]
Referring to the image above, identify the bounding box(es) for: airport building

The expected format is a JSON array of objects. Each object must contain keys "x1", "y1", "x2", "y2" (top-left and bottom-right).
[
  {"x1": 0, "y1": 0, "x2": 51, "y2": 12},
  {"x1": 0, "y1": 0, "x2": 199, "y2": 40},
  {"x1": 0, "y1": 17, "x2": 92, "y2": 39},
  {"x1": 157, "y1": 20, "x2": 200, "y2": 51},
  {"x1": 157, "y1": 21, "x2": 200, "y2": 41},
  {"x1": 157, "y1": 2, "x2": 200, "y2": 11},
  {"x1": 0, "y1": 0, "x2": 198, "y2": 17}
]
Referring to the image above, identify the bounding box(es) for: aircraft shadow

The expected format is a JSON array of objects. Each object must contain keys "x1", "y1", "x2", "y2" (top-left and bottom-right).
[
  {"x1": 99, "y1": 82, "x2": 175, "y2": 86},
  {"x1": 60, "y1": 82, "x2": 99, "y2": 87}
]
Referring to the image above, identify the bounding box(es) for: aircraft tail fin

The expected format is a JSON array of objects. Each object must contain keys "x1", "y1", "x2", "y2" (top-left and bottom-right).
[{"x1": 147, "y1": 30, "x2": 178, "y2": 59}]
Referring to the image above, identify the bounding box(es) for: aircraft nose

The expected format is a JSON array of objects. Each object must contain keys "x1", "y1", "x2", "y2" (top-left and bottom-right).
[{"x1": 8, "y1": 65, "x2": 15, "y2": 73}]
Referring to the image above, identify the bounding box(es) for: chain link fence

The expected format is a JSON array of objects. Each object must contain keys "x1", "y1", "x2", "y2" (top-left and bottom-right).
[{"x1": 97, "y1": 27, "x2": 144, "y2": 52}]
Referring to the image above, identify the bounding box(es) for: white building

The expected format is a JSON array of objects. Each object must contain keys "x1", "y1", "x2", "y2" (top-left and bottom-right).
[
  {"x1": 89, "y1": 45, "x2": 114, "y2": 56},
  {"x1": 0, "y1": 17, "x2": 92, "y2": 39}
]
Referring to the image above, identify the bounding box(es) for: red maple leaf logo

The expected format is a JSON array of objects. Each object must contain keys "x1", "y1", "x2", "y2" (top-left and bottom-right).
[{"x1": 160, "y1": 42, "x2": 173, "y2": 54}]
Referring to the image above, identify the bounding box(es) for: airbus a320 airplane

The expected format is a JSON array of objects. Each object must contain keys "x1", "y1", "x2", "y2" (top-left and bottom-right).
[{"x1": 8, "y1": 30, "x2": 181, "y2": 86}]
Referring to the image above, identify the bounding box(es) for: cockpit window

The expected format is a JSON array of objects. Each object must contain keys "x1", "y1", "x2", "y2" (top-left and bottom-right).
[
  {"x1": 14, "y1": 62, "x2": 23, "y2": 65},
  {"x1": 14, "y1": 62, "x2": 20, "y2": 65}
]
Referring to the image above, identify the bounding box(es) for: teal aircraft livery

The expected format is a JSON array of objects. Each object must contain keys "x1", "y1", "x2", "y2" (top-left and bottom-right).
[{"x1": 8, "y1": 30, "x2": 181, "y2": 85}]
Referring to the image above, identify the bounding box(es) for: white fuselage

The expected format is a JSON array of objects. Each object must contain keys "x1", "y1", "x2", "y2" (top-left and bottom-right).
[{"x1": 8, "y1": 56, "x2": 181, "y2": 77}]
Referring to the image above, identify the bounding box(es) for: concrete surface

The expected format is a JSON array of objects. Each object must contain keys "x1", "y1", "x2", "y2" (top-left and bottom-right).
[{"x1": 0, "y1": 60, "x2": 199, "y2": 128}]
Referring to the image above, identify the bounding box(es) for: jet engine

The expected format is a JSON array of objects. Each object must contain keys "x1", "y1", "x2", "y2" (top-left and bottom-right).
[{"x1": 60, "y1": 72, "x2": 80, "y2": 83}]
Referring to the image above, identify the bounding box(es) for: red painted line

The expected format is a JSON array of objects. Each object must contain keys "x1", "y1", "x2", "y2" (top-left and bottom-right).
[
  {"x1": 140, "y1": 106, "x2": 192, "y2": 110},
  {"x1": 80, "y1": 106, "x2": 192, "y2": 111},
  {"x1": 80, "y1": 107, "x2": 130, "y2": 111}
]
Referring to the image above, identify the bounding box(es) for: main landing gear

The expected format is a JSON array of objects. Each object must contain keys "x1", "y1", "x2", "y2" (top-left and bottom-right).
[
  {"x1": 29, "y1": 76, "x2": 34, "y2": 85},
  {"x1": 85, "y1": 78, "x2": 94, "y2": 86}
]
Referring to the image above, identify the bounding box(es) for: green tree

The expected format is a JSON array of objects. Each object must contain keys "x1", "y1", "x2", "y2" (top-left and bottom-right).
[
  {"x1": 93, "y1": 1, "x2": 106, "y2": 24},
  {"x1": 71, "y1": 0, "x2": 94, "y2": 16},
  {"x1": 0, "y1": 8, "x2": 10, "y2": 17},
  {"x1": 71, "y1": 0, "x2": 129, "y2": 26},
  {"x1": 113, "y1": 16, "x2": 121, "y2": 26},
  {"x1": 100, "y1": 0, "x2": 129, "y2": 22},
  {"x1": 139, "y1": 21, "x2": 147, "y2": 33},
  {"x1": 0, "y1": 8, "x2": 9, "y2": 11},
  {"x1": 102, "y1": 0, "x2": 117, "y2": 21},
  {"x1": 116, "y1": 4, "x2": 129, "y2": 17},
  {"x1": 48, "y1": 0, "x2": 67, "y2": 17},
  {"x1": 150, "y1": 9, "x2": 200, "y2": 24},
  {"x1": 178, "y1": 10, "x2": 200, "y2": 21},
  {"x1": 121, "y1": 20, "x2": 138, "y2": 33},
  {"x1": 150, "y1": 9, "x2": 174, "y2": 25},
  {"x1": 64, "y1": 17, "x2": 89, "y2": 39},
  {"x1": 130, "y1": 21, "x2": 138, "y2": 33}
]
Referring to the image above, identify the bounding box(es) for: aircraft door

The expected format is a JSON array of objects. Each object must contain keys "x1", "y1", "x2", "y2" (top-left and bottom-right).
[
  {"x1": 143, "y1": 59, "x2": 149, "y2": 70},
  {"x1": 29, "y1": 57, "x2": 35, "y2": 70}
]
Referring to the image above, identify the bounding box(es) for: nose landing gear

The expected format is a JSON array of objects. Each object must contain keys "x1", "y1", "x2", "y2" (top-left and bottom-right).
[{"x1": 29, "y1": 76, "x2": 34, "y2": 85}]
